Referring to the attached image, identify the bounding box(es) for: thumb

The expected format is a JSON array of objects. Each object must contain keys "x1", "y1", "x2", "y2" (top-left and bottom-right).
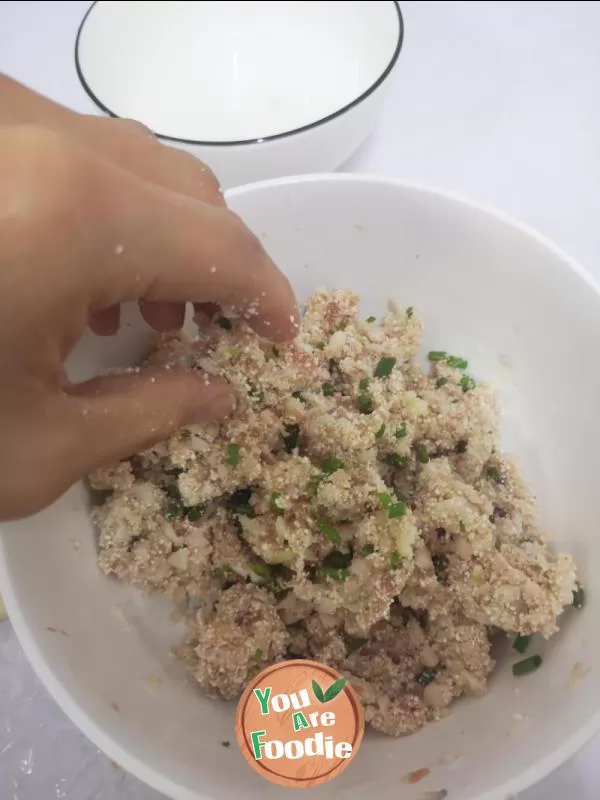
[{"x1": 66, "y1": 367, "x2": 234, "y2": 474}]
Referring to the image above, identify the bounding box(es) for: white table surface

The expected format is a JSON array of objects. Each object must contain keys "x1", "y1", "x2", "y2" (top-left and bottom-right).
[{"x1": 1, "y1": 1, "x2": 600, "y2": 797}]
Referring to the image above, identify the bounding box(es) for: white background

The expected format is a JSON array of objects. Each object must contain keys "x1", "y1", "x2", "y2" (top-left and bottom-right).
[{"x1": 1, "y1": 1, "x2": 600, "y2": 798}]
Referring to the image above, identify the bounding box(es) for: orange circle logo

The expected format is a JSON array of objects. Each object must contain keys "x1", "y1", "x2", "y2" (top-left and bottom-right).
[{"x1": 236, "y1": 659, "x2": 364, "y2": 788}]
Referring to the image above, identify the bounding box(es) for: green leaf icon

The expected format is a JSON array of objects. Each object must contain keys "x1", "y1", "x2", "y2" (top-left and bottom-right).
[
  {"x1": 312, "y1": 679, "x2": 325, "y2": 703},
  {"x1": 323, "y1": 677, "x2": 347, "y2": 703}
]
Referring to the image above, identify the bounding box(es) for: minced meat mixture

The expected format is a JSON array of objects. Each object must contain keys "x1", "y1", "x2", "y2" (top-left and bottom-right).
[{"x1": 90, "y1": 289, "x2": 578, "y2": 736}]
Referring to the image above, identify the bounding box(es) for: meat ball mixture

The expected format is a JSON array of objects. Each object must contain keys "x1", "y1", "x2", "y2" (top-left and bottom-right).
[{"x1": 91, "y1": 289, "x2": 578, "y2": 737}]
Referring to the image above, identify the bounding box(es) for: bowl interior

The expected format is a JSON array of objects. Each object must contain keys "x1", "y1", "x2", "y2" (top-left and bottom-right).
[
  {"x1": 1, "y1": 175, "x2": 599, "y2": 800},
  {"x1": 76, "y1": 0, "x2": 402, "y2": 144}
]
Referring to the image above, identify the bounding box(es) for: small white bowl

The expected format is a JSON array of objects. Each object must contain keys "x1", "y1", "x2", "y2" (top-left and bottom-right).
[
  {"x1": 75, "y1": 1, "x2": 403, "y2": 186},
  {"x1": 1, "y1": 174, "x2": 599, "y2": 800}
]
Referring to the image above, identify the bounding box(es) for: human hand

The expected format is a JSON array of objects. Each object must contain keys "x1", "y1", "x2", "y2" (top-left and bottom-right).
[{"x1": 0, "y1": 80, "x2": 297, "y2": 520}]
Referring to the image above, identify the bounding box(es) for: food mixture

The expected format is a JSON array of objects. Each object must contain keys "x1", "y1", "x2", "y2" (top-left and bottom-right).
[{"x1": 90, "y1": 289, "x2": 579, "y2": 736}]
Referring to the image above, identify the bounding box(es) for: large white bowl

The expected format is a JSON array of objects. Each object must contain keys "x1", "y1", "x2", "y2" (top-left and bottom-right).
[
  {"x1": 75, "y1": 1, "x2": 403, "y2": 187},
  {"x1": 1, "y1": 174, "x2": 599, "y2": 800}
]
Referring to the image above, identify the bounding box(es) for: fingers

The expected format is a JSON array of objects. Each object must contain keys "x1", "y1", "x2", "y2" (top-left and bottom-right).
[
  {"x1": 65, "y1": 368, "x2": 234, "y2": 473},
  {"x1": 73, "y1": 115, "x2": 226, "y2": 207},
  {"x1": 89, "y1": 305, "x2": 121, "y2": 336},
  {"x1": 0, "y1": 368, "x2": 235, "y2": 519},
  {"x1": 107, "y1": 192, "x2": 298, "y2": 340},
  {"x1": 3, "y1": 126, "x2": 298, "y2": 342},
  {"x1": 193, "y1": 301, "x2": 220, "y2": 320},
  {"x1": 77, "y1": 145, "x2": 299, "y2": 340},
  {"x1": 92, "y1": 303, "x2": 187, "y2": 336},
  {"x1": 139, "y1": 300, "x2": 186, "y2": 332},
  {"x1": 71, "y1": 118, "x2": 229, "y2": 335}
]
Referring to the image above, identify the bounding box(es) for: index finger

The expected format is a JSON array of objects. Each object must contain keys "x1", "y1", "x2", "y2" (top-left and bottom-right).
[{"x1": 65, "y1": 137, "x2": 299, "y2": 340}]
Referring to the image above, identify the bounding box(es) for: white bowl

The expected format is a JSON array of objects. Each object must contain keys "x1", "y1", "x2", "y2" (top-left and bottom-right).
[
  {"x1": 75, "y1": 1, "x2": 403, "y2": 187},
  {"x1": 1, "y1": 174, "x2": 599, "y2": 800}
]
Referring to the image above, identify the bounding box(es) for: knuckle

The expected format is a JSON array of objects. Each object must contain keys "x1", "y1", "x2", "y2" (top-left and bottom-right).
[
  {"x1": 191, "y1": 157, "x2": 220, "y2": 189},
  {"x1": 117, "y1": 118, "x2": 156, "y2": 140},
  {"x1": 164, "y1": 146, "x2": 223, "y2": 200}
]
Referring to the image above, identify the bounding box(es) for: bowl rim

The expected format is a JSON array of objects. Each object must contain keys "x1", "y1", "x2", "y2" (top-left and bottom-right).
[
  {"x1": 2, "y1": 173, "x2": 600, "y2": 800},
  {"x1": 74, "y1": 0, "x2": 404, "y2": 147}
]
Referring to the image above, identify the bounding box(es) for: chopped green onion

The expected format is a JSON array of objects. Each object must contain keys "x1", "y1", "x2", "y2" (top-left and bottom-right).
[
  {"x1": 513, "y1": 634, "x2": 532, "y2": 655},
  {"x1": 459, "y1": 520, "x2": 466, "y2": 533},
  {"x1": 435, "y1": 377, "x2": 448, "y2": 388},
  {"x1": 487, "y1": 466, "x2": 502, "y2": 483},
  {"x1": 185, "y1": 505, "x2": 205, "y2": 522},
  {"x1": 366, "y1": 316, "x2": 377, "y2": 323},
  {"x1": 573, "y1": 584, "x2": 585, "y2": 609},
  {"x1": 337, "y1": 321, "x2": 348, "y2": 331},
  {"x1": 292, "y1": 390, "x2": 307, "y2": 404},
  {"x1": 416, "y1": 444, "x2": 430, "y2": 464},
  {"x1": 322, "y1": 382, "x2": 335, "y2": 397},
  {"x1": 283, "y1": 424, "x2": 299, "y2": 453},
  {"x1": 428, "y1": 351, "x2": 447, "y2": 362},
  {"x1": 272, "y1": 345, "x2": 280, "y2": 357},
  {"x1": 375, "y1": 423, "x2": 386, "y2": 439},
  {"x1": 429, "y1": 351, "x2": 468, "y2": 370},
  {"x1": 378, "y1": 492, "x2": 391, "y2": 509},
  {"x1": 357, "y1": 394, "x2": 374, "y2": 414},
  {"x1": 227, "y1": 443, "x2": 240, "y2": 466},
  {"x1": 345, "y1": 637, "x2": 369, "y2": 656},
  {"x1": 164, "y1": 505, "x2": 183, "y2": 521},
  {"x1": 359, "y1": 377, "x2": 370, "y2": 391},
  {"x1": 446, "y1": 355, "x2": 468, "y2": 370},
  {"x1": 455, "y1": 439, "x2": 468, "y2": 454},
  {"x1": 512, "y1": 655, "x2": 542, "y2": 676},
  {"x1": 252, "y1": 563, "x2": 272, "y2": 578},
  {"x1": 374, "y1": 356, "x2": 397, "y2": 379},
  {"x1": 359, "y1": 544, "x2": 375, "y2": 557},
  {"x1": 389, "y1": 501, "x2": 407, "y2": 519},
  {"x1": 460, "y1": 374, "x2": 476, "y2": 392},
  {"x1": 308, "y1": 473, "x2": 325, "y2": 496},
  {"x1": 319, "y1": 565, "x2": 349, "y2": 581},
  {"x1": 390, "y1": 551, "x2": 400, "y2": 570},
  {"x1": 317, "y1": 520, "x2": 341, "y2": 546},
  {"x1": 416, "y1": 667, "x2": 437, "y2": 686},
  {"x1": 321, "y1": 456, "x2": 345, "y2": 474},
  {"x1": 395, "y1": 422, "x2": 408, "y2": 439},
  {"x1": 252, "y1": 648, "x2": 264, "y2": 663},
  {"x1": 270, "y1": 492, "x2": 286, "y2": 516},
  {"x1": 385, "y1": 453, "x2": 408, "y2": 468},
  {"x1": 315, "y1": 341, "x2": 325, "y2": 350},
  {"x1": 406, "y1": 307, "x2": 414, "y2": 318},
  {"x1": 217, "y1": 316, "x2": 232, "y2": 330}
]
